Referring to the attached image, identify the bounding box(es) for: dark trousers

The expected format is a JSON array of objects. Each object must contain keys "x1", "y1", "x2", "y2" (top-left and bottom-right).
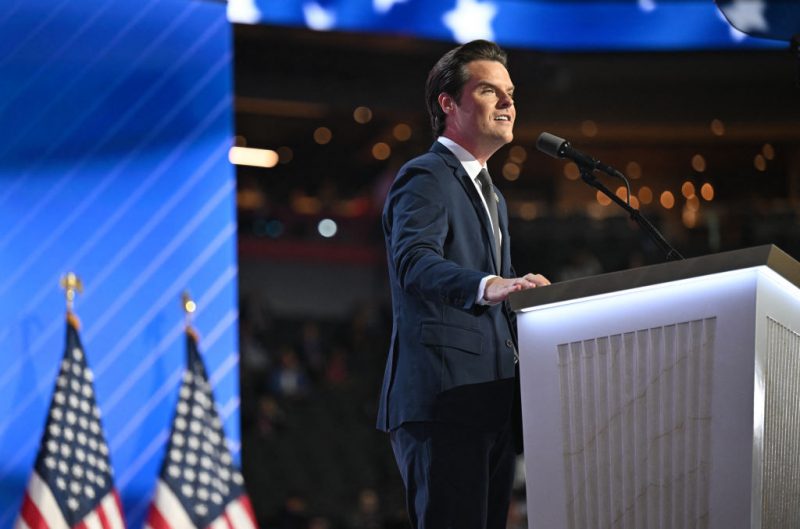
[{"x1": 390, "y1": 421, "x2": 517, "y2": 529}]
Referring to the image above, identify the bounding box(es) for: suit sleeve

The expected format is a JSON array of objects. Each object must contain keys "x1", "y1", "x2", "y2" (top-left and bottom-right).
[{"x1": 384, "y1": 164, "x2": 486, "y2": 311}]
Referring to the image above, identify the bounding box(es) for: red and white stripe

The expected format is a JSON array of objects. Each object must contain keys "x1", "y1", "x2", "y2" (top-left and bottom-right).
[
  {"x1": 145, "y1": 480, "x2": 257, "y2": 529},
  {"x1": 14, "y1": 473, "x2": 126, "y2": 529}
]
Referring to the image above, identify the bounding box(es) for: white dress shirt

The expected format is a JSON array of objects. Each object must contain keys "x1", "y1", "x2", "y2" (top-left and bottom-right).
[{"x1": 437, "y1": 136, "x2": 502, "y2": 304}]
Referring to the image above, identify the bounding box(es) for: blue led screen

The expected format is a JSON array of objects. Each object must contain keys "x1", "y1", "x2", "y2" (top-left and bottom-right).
[
  {"x1": 0, "y1": 0, "x2": 238, "y2": 527},
  {"x1": 229, "y1": 0, "x2": 788, "y2": 50}
]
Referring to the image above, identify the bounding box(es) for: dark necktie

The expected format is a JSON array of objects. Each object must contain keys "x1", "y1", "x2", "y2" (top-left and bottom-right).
[{"x1": 476, "y1": 168, "x2": 501, "y2": 272}]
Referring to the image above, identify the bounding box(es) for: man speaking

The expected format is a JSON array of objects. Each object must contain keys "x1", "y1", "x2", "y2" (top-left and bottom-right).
[{"x1": 377, "y1": 39, "x2": 550, "y2": 529}]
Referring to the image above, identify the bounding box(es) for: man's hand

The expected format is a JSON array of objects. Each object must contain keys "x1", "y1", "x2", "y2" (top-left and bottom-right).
[{"x1": 484, "y1": 273, "x2": 550, "y2": 303}]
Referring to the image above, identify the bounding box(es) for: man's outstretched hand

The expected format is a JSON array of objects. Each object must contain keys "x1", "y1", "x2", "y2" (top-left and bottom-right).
[{"x1": 484, "y1": 273, "x2": 550, "y2": 303}]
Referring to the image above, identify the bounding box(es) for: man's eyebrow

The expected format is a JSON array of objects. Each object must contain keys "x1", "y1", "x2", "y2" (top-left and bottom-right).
[{"x1": 476, "y1": 81, "x2": 515, "y2": 93}]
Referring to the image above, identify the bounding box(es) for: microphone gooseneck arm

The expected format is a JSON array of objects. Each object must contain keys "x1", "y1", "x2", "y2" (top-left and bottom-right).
[
  {"x1": 536, "y1": 132, "x2": 684, "y2": 261},
  {"x1": 580, "y1": 169, "x2": 684, "y2": 261}
]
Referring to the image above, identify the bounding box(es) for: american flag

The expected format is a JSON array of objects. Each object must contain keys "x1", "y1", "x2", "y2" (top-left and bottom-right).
[
  {"x1": 14, "y1": 314, "x2": 126, "y2": 529},
  {"x1": 145, "y1": 328, "x2": 258, "y2": 529}
]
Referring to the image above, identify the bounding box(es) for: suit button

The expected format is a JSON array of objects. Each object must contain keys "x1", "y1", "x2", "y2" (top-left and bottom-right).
[{"x1": 505, "y1": 339, "x2": 513, "y2": 348}]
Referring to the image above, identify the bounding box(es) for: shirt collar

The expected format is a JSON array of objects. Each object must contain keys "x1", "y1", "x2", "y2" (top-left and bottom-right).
[{"x1": 437, "y1": 136, "x2": 486, "y2": 181}]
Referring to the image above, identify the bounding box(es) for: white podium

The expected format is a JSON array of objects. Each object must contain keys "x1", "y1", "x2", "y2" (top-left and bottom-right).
[{"x1": 510, "y1": 245, "x2": 800, "y2": 529}]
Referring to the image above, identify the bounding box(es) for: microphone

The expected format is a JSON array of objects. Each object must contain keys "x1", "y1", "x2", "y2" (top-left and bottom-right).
[
  {"x1": 535, "y1": 132, "x2": 622, "y2": 178},
  {"x1": 536, "y1": 132, "x2": 684, "y2": 261}
]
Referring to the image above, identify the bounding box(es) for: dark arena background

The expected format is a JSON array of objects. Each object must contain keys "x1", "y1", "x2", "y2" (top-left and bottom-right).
[{"x1": 2, "y1": 1, "x2": 799, "y2": 528}]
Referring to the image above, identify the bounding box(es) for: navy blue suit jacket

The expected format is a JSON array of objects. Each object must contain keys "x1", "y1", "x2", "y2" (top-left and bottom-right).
[{"x1": 378, "y1": 141, "x2": 519, "y2": 434}]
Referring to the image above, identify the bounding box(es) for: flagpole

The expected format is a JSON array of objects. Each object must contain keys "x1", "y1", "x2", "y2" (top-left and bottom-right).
[
  {"x1": 145, "y1": 291, "x2": 258, "y2": 529},
  {"x1": 181, "y1": 290, "x2": 198, "y2": 340},
  {"x1": 15, "y1": 272, "x2": 128, "y2": 529},
  {"x1": 60, "y1": 272, "x2": 83, "y2": 329}
]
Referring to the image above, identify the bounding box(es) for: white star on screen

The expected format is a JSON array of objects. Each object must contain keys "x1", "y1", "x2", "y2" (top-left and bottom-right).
[
  {"x1": 373, "y1": 0, "x2": 410, "y2": 15},
  {"x1": 638, "y1": 0, "x2": 657, "y2": 13},
  {"x1": 227, "y1": 0, "x2": 262, "y2": 24},
  {"x1": 303, "y1": 1, "x2": 336, "y2": 31},
  {"x1": 443, "y1": 0, "x2": 498, "y2": 43}
]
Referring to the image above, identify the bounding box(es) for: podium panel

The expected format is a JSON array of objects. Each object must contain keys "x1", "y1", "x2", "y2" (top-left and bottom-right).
[{"x1": 511, "y1": 246, "x2": 800, "y2": 529}]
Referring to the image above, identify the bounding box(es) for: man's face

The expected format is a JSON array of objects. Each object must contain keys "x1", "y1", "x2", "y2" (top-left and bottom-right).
[{"x1": 444, "y1": 60, "x2": 515, "y2": 158}]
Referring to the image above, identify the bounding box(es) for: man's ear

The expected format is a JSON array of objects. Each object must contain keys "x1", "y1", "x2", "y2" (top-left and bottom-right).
[{"x1": 438, "y1": 93, "x2": 454, "y2": 114}]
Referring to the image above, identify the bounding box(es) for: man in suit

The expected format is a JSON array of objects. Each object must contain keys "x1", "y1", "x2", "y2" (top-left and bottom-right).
[{"x1": 378, "y1": 40, "x2": 550, "y2": 529}]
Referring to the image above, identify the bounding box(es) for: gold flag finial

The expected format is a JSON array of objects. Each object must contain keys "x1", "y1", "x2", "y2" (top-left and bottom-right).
[
  {"x1": 60, "y1": 272, "x2": 83, "y2": 313},
  {"x1": 181, "y1": 290, "x2": 197, "y2": 327}
]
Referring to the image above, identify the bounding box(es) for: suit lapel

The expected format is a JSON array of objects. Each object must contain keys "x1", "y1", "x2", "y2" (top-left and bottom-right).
[{"x1": 430, "y1": 142, "x2": 501, "y2": 275}]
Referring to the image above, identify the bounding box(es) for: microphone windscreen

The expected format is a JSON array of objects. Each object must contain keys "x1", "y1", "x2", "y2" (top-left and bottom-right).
[{"x1": 536, "y1": 132, "x2": 566, "y2": 159}]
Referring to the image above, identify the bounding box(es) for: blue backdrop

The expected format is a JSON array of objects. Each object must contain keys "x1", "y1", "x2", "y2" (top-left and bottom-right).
[{"x1": 0, "y1": 0, "x2": 238, "y2": 527}]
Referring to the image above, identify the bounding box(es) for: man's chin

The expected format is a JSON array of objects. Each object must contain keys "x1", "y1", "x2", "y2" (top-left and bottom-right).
[{"x1": 479, "y1": 132, "x2": 514, "y2": 155}]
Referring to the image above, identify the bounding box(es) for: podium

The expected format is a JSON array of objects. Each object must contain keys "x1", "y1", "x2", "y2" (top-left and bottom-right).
[{"x1": 510, "y1": 245, "x2": 800, "y2": 529}]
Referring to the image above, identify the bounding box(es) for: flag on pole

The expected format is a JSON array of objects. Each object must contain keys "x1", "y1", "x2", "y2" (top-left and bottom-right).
[
  {"x1": 145, "y1": 328, "x2": 257, "y2": 529},
  {"x1": 14, "y1": 313, "x2": 127, "y2": 529}
]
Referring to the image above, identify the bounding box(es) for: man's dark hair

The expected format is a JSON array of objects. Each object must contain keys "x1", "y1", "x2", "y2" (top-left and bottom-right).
[{"x1": 425, "y1": 40, "x2": 508, "y2": 138}]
